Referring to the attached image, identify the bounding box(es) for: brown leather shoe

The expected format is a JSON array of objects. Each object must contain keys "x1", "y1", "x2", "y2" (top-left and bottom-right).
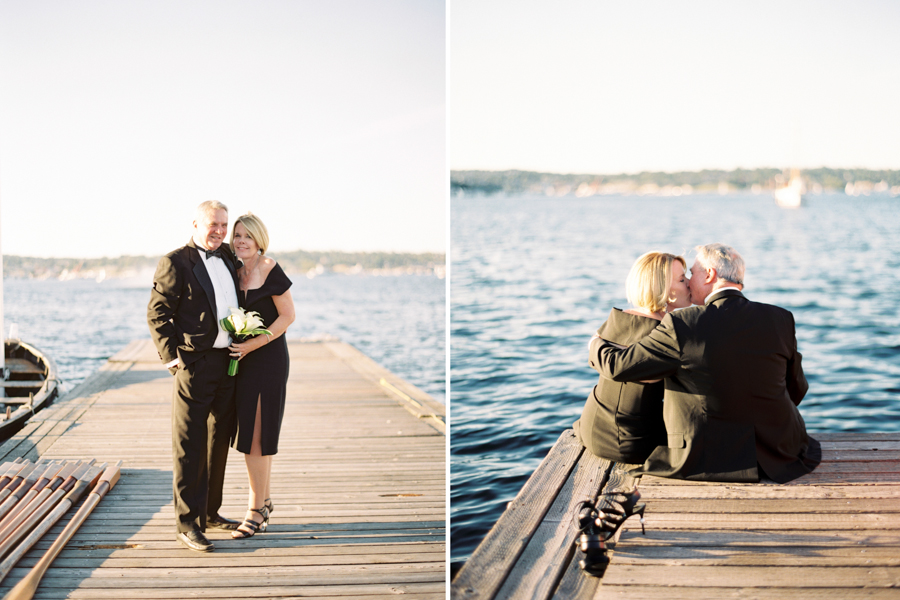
[
  {"x1": 206, "y1": 514, "x2": 240, "y2": 530},
  {"x1": 177, "y1": 530, "x2": 214, "y2": 552}
]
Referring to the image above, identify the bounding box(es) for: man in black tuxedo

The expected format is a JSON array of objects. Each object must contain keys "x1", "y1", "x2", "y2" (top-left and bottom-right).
[
  {"x1": 595, "y1": 243, "x2": 820, "y2": 483},
  {"x1": 147, "y1": 200, "x2": 242, "y2": 552}
]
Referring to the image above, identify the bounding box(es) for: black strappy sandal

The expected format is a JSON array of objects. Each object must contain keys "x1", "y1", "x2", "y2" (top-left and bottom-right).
[
  {"x1": 572, "y1": 500, "x2": 610, "y2": 576},
  {"x1": 231, "y1": 506, "x2": 270, "y2": 539},
  {"x1": 594, "y1": 487, "x2": 646, "y2": 544}
]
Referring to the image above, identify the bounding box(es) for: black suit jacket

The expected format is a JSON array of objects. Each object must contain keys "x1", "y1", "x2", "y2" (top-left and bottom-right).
[
  {"x1": 147, "y1": 239, "x2": 241, "y2": 368},
  {"x1": 595, "y1": 289, "x2": 820, "y2": 483}
]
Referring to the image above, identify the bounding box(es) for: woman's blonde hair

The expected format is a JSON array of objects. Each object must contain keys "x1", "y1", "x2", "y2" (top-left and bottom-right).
[
  {"x1": 625, "y1": 251, "x2": 686, "y2": 313},
  {"x1": 231, "y1": 212, "x2": 270, "y2": 254}
]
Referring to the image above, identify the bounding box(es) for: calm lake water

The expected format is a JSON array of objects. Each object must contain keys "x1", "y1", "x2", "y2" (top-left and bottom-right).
[
  {"x1": 450, "y1": 193, "x2": 900, "y2": 570},
  {"x1": 3, "y1": 272, "x2": 445, "y2": 403}
]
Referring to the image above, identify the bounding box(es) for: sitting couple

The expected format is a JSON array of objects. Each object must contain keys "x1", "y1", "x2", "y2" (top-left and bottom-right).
[
  {"x1": 148, "y1": 201, "x2": 295, "y2": 552},
  {"x1": 572, "y1": 243, "x2": 820, "y2": 560}
]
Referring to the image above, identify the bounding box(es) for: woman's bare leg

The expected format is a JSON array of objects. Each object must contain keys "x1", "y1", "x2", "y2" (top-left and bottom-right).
[
  {"x1": 235, "y1": 396, "x2": 268, "y2": 536},
  {"x1": 245, "y1": 396, "x2": 268, "y2": 508},
  {"x1": 264, "y1": 455, "x2": 273, "y2": 502}
]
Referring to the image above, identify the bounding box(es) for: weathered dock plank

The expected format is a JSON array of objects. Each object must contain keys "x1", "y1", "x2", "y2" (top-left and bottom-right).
[
  {"x1": 451, "y1": 430, "x2": 586, "y2": 600},
  {"x1": 494, "y1": 452, "x2": 611, "y2": 600},
  {"x1": 0, "y1": 339, "x2": 446, "y2": 599},
  {"x1": 452, "y1": 429, "x2": 900, "y2": 599},
  {"x1": 21, "y1": 583, "x2": 446, "y2": 599}
]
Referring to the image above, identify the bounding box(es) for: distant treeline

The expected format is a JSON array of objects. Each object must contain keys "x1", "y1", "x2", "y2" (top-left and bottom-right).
[
  {"x1": 3, "y1": 250, "x2": 445, "y2": 280},
  {"x1": 452, "y1": 167, "x2": 900, "y2": 196}
]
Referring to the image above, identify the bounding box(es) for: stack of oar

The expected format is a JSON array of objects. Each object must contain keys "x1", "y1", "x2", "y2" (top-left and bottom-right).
[{"x1": 0, "y1": 458, "x2": 122, "y2": 600}]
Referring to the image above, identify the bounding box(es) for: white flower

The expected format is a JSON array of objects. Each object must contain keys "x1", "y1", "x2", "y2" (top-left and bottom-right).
[
  {"x1": 245, "y1": 312, "x2": 264, "y2": 331},
  {"x1": 226, "y1": 308, "x2": 246, "y2": 332},
  {"x1": 222, "y1": 307, "x2": 271, "y2": 338}
]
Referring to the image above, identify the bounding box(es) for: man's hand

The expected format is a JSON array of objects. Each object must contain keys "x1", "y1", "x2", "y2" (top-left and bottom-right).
[{"x1": 165, "y1": 357, "x2": 181, "y2": 376}]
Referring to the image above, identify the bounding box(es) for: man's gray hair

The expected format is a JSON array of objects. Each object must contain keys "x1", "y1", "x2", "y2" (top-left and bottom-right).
[
  {"x1": 694, "y1": 243, "x2": 745, "y2": 285},
  {"x1": 196, "y1": 200, "x2": 228, "y2": 219}
]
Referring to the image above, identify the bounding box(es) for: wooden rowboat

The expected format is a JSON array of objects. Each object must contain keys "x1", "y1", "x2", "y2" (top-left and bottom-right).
[{"x1": 0, "y1": 341, "x2": 60, "y2": 440}]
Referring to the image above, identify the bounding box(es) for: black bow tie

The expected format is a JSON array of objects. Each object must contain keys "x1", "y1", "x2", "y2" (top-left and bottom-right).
[{"x1": 203, "y1": 248, "x2": 223, "y2": 259}]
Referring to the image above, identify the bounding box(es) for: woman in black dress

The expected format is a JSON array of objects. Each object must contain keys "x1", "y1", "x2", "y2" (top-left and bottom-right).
[
  {"x1": 227, "y1": 213, "x2": 295, "y2": 538},
  {"x1": 572, "y1": 252, "x2": 692, "y2": 574},
  {"x1": 574, "y1": 251, "x2": 692, "y2": 464}
]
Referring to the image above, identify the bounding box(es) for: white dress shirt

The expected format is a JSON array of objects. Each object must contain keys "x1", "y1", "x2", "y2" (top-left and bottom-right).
[{"x1": 198, "y1": 247, "x2": 239, "y2": 349}]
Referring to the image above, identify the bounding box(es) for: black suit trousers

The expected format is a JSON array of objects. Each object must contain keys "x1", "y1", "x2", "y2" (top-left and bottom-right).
[{"x1": 171, "y1": 349, "x2": 235, "y2": 533}]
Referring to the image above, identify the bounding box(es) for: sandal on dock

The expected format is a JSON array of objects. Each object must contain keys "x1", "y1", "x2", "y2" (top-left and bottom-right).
[
  {"x1": 572, "y1": 500, "x2": 610, "y2": 576},
  {"x1": 594, "y1": 487, "x2": 646, "y2": 544},
  {"x1": 231, "y1": 506, "x2": 270, "y2": 539}
]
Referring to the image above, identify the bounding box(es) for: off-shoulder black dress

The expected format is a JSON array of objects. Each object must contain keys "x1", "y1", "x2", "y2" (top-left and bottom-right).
[
  {"x1": 232, "y1": 263, "x2": 292, "y2": 456},
  {"x1": 573, "y1": 308, "x2": 667, "y2": 464}
]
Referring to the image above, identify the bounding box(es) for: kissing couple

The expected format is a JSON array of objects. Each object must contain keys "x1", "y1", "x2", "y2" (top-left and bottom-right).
[{"x1": 572, "y1": 243, "x2": 820, "y2": 563}]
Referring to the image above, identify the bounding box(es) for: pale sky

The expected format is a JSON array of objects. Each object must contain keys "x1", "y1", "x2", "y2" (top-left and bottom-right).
[
  {"x1": 0, "y1": 0, "x2": 445, "y2": 258},
  {"x1": 451, "y1": 0, "x2": 900, "y2": 174}
]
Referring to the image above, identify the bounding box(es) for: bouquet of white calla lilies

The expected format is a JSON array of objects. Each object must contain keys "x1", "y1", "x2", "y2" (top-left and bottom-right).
[
  {"x1": 221, "y1": 307, "x2": 272, "y2": 376},
  {"x1": 223, "y1": 307, "x2": 267, "y2": 334}
]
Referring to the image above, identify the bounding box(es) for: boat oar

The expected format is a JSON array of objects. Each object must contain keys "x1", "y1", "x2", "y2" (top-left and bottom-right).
[
  {"x1": 0, "y1": 463, "x2": 104, "y2": 586},
  {"x1": 6, "y1": 463, "x2": 80, "y2": 527},
  {"x1": 1, "y1": 461, "x2": 33, "y2": 489},
  {"x1": 0, "y1": 463, "x2": 39, "y2": 500},
  {"x1": 0, "y1": 460, "x2": 24, "y2": 479},
  {"x1": 0, "y1": 462, "x2": 96, "y2": 561},
  {"x1": 0, "y1": 462, "x2": 79, "y2": 548},
  {"x1": 2, "y1": 461, "x2": 120, "y2": 600},
  {"x1": 0, "y1": 463, "x2": 48, "y2": 520},
  {"x1": 0, "y1": 463, "x2": 27, "y2": 492},
  {"x1": 0, "y1": 463, "x2": 62, "y2": 528}
]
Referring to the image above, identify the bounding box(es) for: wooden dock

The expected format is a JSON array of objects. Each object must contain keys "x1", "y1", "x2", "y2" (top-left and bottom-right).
[
  {"x1": 452, "y1": 428, "x2": 900, "y2": 599},
  {"x1": 0, "y1": 339, "x2": 446, "y2": 599}
]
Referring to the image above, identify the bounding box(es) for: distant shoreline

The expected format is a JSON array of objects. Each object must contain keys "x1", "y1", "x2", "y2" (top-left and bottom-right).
[
  {"x1": 451, "y1": 167, "x2": 900, "y2": 198},
  {"x1": 3, "y1": 250, "x2": 446, "y2": 281}
]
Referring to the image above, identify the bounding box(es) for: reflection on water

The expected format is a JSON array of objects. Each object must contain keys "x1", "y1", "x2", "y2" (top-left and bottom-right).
[{"x1": 450, "y1": 193, "x2": 900, "y2": 568}]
